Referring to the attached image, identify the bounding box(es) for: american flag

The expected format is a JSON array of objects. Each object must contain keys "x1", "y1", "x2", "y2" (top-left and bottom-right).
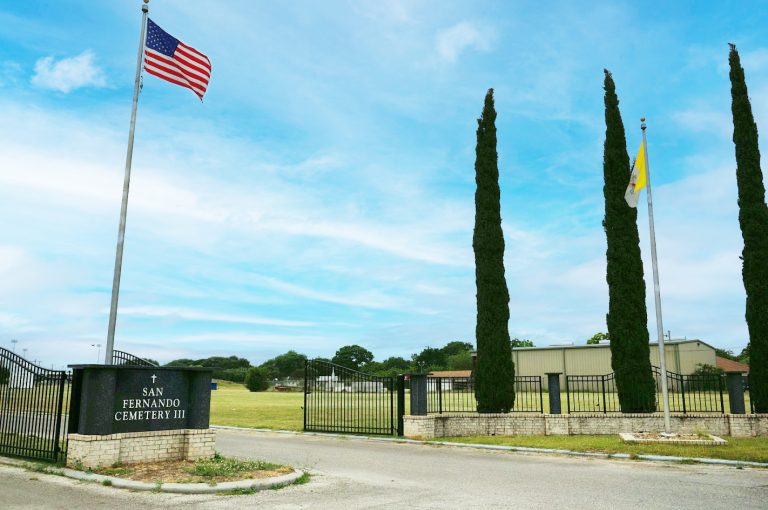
[{"x1": 143, "y1": 18, "x2": 211, "y2": 100}]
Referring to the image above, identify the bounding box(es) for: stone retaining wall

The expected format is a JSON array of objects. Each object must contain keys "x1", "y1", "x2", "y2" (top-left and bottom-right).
[
  {"x1": 67, "y1": 429, "x2": 215, "y2": 469},
  {"x1": 404, "y1": 414, "x2": 768, "y2": 439}
]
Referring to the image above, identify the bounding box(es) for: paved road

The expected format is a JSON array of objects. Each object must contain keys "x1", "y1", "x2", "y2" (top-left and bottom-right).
[{"x1": 1, "y1": 429, "x2": 767, "y2": 509}]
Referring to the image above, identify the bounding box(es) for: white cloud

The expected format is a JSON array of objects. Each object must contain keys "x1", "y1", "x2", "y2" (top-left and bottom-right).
[
  {"x1": 741, "y1": 48, "x2": 768, "y2": 72},
  {"x1": 0, "y1": 61, "x2": 23, "y2": 88},
  {"x1": 118, "y1": 306, "x2": 315, "y2": 327},
  {"x1": 248, "y1": 274, "x2": 407, "y2": 311},
  {"x1": 353, "y1": 0, "x2": 413, "y2": 24},
  {"x1": 31, "y1": 50, "x2": 106, "y2": 93},
  {"x1": 0, "y1": 311, "x2": 28, "y2": 329},
  {"x1": 671, "y1": 108, "x2": 732, "y2": 140},
  {"x1": 435, "y1": 22, "x2": 493, "y2": 63}
]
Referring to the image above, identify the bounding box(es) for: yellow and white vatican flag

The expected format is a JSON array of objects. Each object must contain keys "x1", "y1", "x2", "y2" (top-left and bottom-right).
[{"x1": 624, "y1": 140, "x2": 647, "y2": 208}]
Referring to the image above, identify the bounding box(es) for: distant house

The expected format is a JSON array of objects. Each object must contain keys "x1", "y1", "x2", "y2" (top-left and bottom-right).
[
  {"x1": 715, "y1": 356, "x2": 749, "y2": 375},
  {"x1": 428, "y1": 370, "x2": 472, "y2": 391}
]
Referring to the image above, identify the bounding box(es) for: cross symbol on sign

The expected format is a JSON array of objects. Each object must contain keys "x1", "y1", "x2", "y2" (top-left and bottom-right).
[{"x1": 151, "y1": 374, "x2": 157, "y2": 384}]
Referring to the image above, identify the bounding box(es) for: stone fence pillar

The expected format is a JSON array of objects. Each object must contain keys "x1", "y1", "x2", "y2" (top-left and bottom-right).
[
  {"x1": 546, "y1": 373, "x2": 562, "y2": 415},
  {"x1": 409, "y1": 373, "x2": 428, "y2": 416},
  {"x1": 726, "y1": 371, "x2": 746, "y2": 414}
]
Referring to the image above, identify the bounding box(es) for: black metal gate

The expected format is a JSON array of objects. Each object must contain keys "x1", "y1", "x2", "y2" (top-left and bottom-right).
[
  {"x1": 112, "y1": 350, "x2": 158, "y2": 367},
  {"x1": 304, "y1": 359, "x2": 404, "y2": 436},
  {"x1": 0, "y1": 348, "x2": 70, "y2": 461}
]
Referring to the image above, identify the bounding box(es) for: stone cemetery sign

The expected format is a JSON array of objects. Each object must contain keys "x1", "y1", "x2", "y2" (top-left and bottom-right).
[{"x1": 68, "y1": 365, "x2": 213, "y2": 435}]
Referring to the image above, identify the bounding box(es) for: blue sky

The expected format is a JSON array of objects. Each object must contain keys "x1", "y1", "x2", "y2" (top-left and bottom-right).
[{"x1": 1, "y1": 0, "x2": 766, "y2": 368}]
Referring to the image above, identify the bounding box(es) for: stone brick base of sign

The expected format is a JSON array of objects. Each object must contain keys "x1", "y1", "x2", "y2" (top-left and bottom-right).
[
  {"x1": 66, "y1": 429, "x2": 215, "y2": 469},
  {"x1": 403, "y1": 414, "x2": 768, "y2": 439}
]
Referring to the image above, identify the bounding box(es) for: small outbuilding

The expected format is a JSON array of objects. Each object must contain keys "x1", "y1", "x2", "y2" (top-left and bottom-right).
[{"x1": 428, "y1": 370, "x2": 473, "y2": 391}]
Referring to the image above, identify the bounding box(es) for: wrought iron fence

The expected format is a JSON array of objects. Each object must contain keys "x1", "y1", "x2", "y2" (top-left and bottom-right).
[
  {"x1": 426, "y1": 376, "x2": 543, "y2": 414},
  {"x1": 566, "y1": 372, "x2": 621, "y2": 413},
  {"x1": 566, "y1": 366, "x2": 724, "y2": 414},
  {"x1": 0, "y1": 348, "x2": 71, "y2": 461},
  {"x1": 304, "y1": 359, "x2": 403, "y2": 436},
  {"x1": 112, "y1": 350, "x2": 158, "y2": 367}
]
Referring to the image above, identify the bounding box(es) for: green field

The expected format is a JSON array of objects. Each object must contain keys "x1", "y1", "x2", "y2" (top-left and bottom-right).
[
  {"x1": 0, "y1": 383, "x2": 69, "y2": 413},
  {"x1": 211, "y1": 381, "x2": 750, "y2": 427},
  {"x1": 211, "y1": 381, "x2": 304, "y2": 430},
  {"x1": 210, "y1": 381, "x2": 752, "y2": 429},
  {"x1": 211, "y1": 381, "x2": 410, "y2": 430}
]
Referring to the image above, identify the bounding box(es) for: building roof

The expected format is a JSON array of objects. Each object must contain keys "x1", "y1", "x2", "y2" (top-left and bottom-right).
[
  {"x1": 428, "y1": 370, "x2": 472, "y2": 378},
  {"x1": 715, "y1": 356, "x2": 749, "y2": 373},
  {"x1": 471, "y1": 338, "x2": 715, "y2": 355}
]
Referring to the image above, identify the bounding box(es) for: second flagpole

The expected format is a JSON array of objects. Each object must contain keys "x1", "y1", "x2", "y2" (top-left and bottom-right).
[
  {"x1": 105, "y1": 0, "x2": 149, "y2": 365},
  {"x1": 641, "y1": 118, "x2": 671, "y2": 433}
]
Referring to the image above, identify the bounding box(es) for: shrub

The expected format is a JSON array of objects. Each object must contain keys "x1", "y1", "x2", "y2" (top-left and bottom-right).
[
  {"x1": 687, "y1": 363, "x2": 725, "y2": 391},
  {"x1": 244, "y1": 367, "x2": 269, "y2": 392}
]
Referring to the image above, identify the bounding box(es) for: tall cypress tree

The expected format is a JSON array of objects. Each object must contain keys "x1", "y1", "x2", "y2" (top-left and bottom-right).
[
  {"x1": 729, "y1": 44, "x2": 768, "y2": 412},
  {"x1": 473, "y1": 88, "x2": 515, "y2": 413},
  {"x1": 602, "y1": 70, "x2": 656, "y2": 412}
]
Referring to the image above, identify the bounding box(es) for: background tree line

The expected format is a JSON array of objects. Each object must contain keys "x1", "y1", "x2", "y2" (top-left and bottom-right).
[
  {"x1": 163, "y1": 340, "x2": 479, "y2": 385},
  {"x1": 161, "y1": 333, "x2": 746, "y2": 386}
]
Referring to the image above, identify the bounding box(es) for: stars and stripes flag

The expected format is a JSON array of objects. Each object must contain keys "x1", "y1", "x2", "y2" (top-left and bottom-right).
[{"x1": 143, "y1": 18, "x2": 211, "y2": 100}]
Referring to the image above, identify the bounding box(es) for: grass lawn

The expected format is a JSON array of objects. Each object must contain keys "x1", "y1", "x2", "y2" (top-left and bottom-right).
[
  {"x1": 211, "y1": 380, "x2": 409, "y2": 431},
  {"x1": 211, "y1": 381, "x2": 304, "y2": 431},
  {"x1": 211, "y1": 382, "x2": 737, "y2": 429},
  {"x1": 0, "y1": 383, "x2": 70, "y2": 413},
  {"x1": 435, "y1": 435, "x2": 768, "y2": 464}
]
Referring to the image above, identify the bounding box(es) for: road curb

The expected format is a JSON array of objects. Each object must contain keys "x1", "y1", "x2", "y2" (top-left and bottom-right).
[
  {"x1": 211, "y1": 425, "x2": 768, "y2": 468},
  {"x1": 0, "y1": 456, "x2": 305, "y2": 494}
]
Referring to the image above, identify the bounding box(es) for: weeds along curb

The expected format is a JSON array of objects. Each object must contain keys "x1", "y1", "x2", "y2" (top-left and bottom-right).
[
  {"x1": 211, "y1": 425, "x2": 768, "y2": 469},
  {"x1": 0, "y1": 456, "x2": 305, "y2": 494}
]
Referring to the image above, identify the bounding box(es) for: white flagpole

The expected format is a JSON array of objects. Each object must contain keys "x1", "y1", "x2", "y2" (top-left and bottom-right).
[
  {"x1": 641, "y1": 117, "x2": 671, "y2": 433},
  {"x1": 105, "y1": 0, "x2": 149, "y2": 364}
]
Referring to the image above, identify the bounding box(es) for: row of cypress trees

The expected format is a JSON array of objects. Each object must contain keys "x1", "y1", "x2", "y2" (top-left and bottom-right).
[{"x1": 474, "y1": 45, "x2": 767, "y2": 413}]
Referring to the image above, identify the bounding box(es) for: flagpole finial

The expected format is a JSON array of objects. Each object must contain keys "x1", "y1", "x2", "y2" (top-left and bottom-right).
[
  {"x1": 640, "y1": 117, "x2": 647, "y2": 131},
  {"x1": 142, "y1": 0, "x2": 148, "y2": 13}
]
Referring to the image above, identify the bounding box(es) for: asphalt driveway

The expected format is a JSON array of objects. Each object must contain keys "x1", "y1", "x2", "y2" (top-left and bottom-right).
[{"x1": 1, "y1": 429, "x2": 767, "y2": 509}]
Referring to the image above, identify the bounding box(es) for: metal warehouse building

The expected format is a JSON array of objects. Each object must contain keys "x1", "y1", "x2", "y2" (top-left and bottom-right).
[{"x1": 474, "y1": 339, "x2": 716, "y2": 389}]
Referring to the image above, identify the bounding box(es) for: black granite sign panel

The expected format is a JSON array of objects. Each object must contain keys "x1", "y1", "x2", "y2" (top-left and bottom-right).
[{"x1": 68, "y1": 365, "x2": 213, "y2": 436}]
